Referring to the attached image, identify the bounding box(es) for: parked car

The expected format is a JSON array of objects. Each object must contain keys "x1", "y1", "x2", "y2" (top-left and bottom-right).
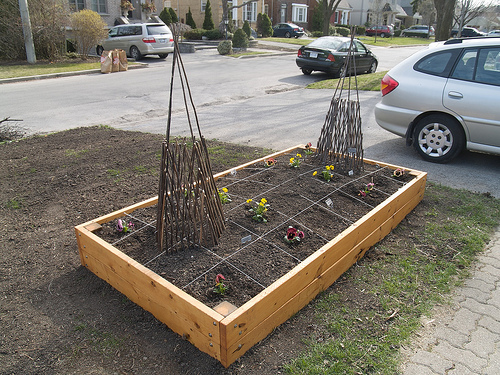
[
  {"x1": 365, "y1": 25, "x2": 394, "y2": 38},
  {"x1": 451, "y1": 27, "x2": 486, "y2": 38},
  {"x1": 96, "y1": 23, "x2": 174, "y2": 60},
  {"x1": 375, "y1": 37, "x2": 500, "y2": 163},
  {"x1": 272, "y1": 23, "x2": 305, "y2": 38},
  {"x1": 401, "y1": 25, "x2": 435, "y2": 38},
  {"x1": 487, "y1": 30, "x2": 500, "y2": 36},
  {"x1": 296, "y1": 36, "x2": 378, "y2": 76}
]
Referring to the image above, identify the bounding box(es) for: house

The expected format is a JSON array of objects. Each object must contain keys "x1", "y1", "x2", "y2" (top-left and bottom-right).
[{"x1": 349, "y1": 0, "x2": 418, "y2": 28}]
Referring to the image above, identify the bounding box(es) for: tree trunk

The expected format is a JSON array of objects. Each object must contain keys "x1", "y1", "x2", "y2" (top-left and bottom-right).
[{"x1": 434, "y1": 0, "x2": 457, "y2": 41}]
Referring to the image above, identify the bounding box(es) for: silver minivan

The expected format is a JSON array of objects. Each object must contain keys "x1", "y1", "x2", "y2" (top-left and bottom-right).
[
  {"x1": 375, "y1": 37, "x2": 500, "y2": 163},
  {"x1": 96, "y1": 23, "x2": 174, "y2": 60}
]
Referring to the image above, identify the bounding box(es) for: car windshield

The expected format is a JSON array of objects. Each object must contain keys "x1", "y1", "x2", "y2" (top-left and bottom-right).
[
  {"x1": 147, "y1": 25, "x2": 171, "y2": 35},
  {"x1": 307, "y1": 38, "x2": 343, "y2": 50}
]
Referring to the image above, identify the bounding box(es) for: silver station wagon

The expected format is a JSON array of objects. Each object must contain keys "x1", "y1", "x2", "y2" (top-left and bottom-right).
[
  {"x1": 375, "y1": 37, "x2": 500, "y2": 163},
  {"x1": 96, "y1": 23, "x2": 174, "y2": 60}
]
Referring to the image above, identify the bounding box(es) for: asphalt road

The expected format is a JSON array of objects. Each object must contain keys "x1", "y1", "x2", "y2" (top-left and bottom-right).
[{"x1": 1, "y1": 45, "x2": 499, "y2": 197}]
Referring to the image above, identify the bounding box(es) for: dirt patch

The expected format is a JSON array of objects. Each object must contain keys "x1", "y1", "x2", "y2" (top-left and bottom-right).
[{"x1": 0, "y1": 126, "x2": 427, "y2": 374}]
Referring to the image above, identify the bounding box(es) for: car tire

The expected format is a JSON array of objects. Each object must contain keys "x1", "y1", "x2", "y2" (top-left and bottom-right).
[
  {"x1": 401, "y1": 32, "x2": 406, "y2": 37},
  {"x1": 130, "y1": 46, "x2": 142, "y2": 61},
  {"x1": 368, "y1": 60, "x2": 377, "y2": 73},
  {"x1": 284, "y1": 31, "x2": 291, "y2": 38},
  {"x1": 96, "y1": 45, "x2": 104, "y2": 56},
  {"x1": 158, "y1": 53, "x2": 168, "y2": 59},
  {"x1": 380, "y1": 32, "x2": 386, "y2": 38},
  {"x1": 301, "y1": 68, "x2": 312, "y2": 75},
  {"x1": 412, "y1": 114, "x2": 465, "y2": 163},
  {"x1": 337, "y1": 64, "x2": 348, "y2": 78}
]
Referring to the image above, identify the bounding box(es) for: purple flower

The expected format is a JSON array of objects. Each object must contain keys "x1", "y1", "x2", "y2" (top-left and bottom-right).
[
  {"x1": 298, "y1": 231, "x2": 305, "y2": 239},
  {"x1": 116, "y1": 219, "x2": 124, "y2": 232}
]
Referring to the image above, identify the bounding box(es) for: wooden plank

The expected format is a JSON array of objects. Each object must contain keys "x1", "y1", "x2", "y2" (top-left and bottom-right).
[
  {"x1": 220, "y1": 183, "x2": 426, "y2": 366},
  {"x1": 221, "y1": 172, "x2": 426, "y2": 351},
  {"x1": 75, "y1": 226, "x2": 224, "y2": 359}
]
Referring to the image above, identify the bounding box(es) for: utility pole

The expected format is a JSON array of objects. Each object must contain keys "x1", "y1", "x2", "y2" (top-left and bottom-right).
[{"x1": 18, "y1": 0, "x2": 36, "y2": 64}]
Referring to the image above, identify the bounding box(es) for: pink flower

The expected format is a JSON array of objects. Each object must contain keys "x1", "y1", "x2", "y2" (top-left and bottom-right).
[
  {"x1": 359, "y1": 190, "x2": 366, "y2": 197},
  {"x1": 298, "y1": 231, "x2": 305, "y2": 239},
  {"x1": 116, "y1": 219, "x2": 124, "y2": 232},
  {"x1": 215, "y1": 274, "x2": 225, "y2": 283},
  {"x1": 286, "y1": 227, "x2": 297, "y2": 241}
]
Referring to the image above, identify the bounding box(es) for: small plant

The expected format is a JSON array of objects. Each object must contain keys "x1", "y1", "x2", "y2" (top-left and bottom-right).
[
  {"x1": 392, "y1": 168, "x2": 407, "y2": 178},
  {"x1": 359, "y1": 182, "x2": 375, "y2": 197},
  {"x1": 314, "y1": 165, "x2": 335, "y2": 182},
  {"x1": 304, "y1": 142, "x2": 314, "y2": 155},
  {"x1": 232, "y1": 28, "x2": 249, "y2": 49},
  {"x1": 284, "y1": 226, "x2": 305, "y2": 244},
  {"x1": 289, "y1": 153, "x2": 302, "y2": 168},
  {"x1": 213, "y1": 274, "x2": 228, "y2": 295},
  {"x1": 264, "y1": 157, "x2": 277, "y2": 167},
  {"x1": 120, "y1": 0, "x2": 134, "y2": 11},
  {"x1": 116, "y1": 218, "x2": 134, "y2": 233},
  {"x1": 247, "y1": 198, "x2": 269, "y2": 222},
  {"x1": 218, "y1": 187, "x2": 231, "y2": 204},
  {"x1": 217, "y1": 40, "x2": 233, "y2": 55},
  {"x1": 141, "y1": 1, "x2": 156, "y2": 13}
]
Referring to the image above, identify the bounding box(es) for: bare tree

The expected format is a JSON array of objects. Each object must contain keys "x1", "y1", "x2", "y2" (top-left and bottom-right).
[
  {"x1": 454, "y1": 0, "x2": 491, "y2": 35},
  {"x1": 322, "y1": 0, "x2": 344, "y2": 36}
]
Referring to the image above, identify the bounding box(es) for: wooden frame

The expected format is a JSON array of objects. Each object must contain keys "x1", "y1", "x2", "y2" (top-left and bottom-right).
[{"x1": 75, "y1": 146, "x2": 427, "y2": 367}]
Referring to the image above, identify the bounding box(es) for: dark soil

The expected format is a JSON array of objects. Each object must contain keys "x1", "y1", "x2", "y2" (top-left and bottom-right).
[
  {"x1": 96, "y1": 152, "x2": 414, "y2": 310},
  {"x1": 0, "y1": 126, "x2": 425, "y2": 375}
]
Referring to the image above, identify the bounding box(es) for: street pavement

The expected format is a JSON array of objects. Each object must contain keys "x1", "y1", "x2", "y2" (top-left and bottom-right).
[{"x1": 2, "y1": 42, "x2": 500, "y2": 374}]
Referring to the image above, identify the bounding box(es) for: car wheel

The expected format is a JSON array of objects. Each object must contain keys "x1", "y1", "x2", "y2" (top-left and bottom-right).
[
  {"x1": 158, "y1": 53, "x2": 168, "y2": 59},
  {"x1": 380, "y1": 32, "x2": 386, "y2": 38},
  {"x1": 96, "y1": 45, "x2": 104, "y2": 56},
  {"x1": 284, "y1": 31, "x2": 291, "y2": 38},
  {"x1": 130, "y1": 46, "x2": 142, "y2": 61},
  {"x1": 301, "y1": 68, "x2": 312, "y2": 75},
  {"x1": 412, "y1": 115, "x2": 465, "y2": 163},
  {"x1": 368, "y1": 60, "x2": 377, "y2": 73},
  {"x1": 337, "y1": 64, "x2": 348, "y2": 78},
  {"x1": 401, "y1": 32, "x2": 406, "y2": 37}
]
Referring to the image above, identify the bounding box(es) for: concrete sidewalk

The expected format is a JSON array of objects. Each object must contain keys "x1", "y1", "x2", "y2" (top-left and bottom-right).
[{"x1": 401, "y1": 228, "x2": 500, "y2": 374}]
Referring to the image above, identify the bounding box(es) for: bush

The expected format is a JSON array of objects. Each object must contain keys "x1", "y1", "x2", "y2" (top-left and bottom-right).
[
  {"x1": 184, "y1": 28, "x2": 205, "y2": 40},
  {"x1": 394, "y1": 29, "x2": 401, "y2": 37},
  {"x1": 232, "y1": 28, "x2": 248, "y2": 49},
  {"x1": 71, "y1": 9, "x2": 108, "y2": 58},
  {"x1": 260, "y1": 13, "x2": 273, "y2": 37},
  {"x1": 311, "y1": 30, "x2": 323, "y2": 37},
  {"x1": 159, "y1": 7, "x2": 172, "y2": 25},
  {"x1": 204, "y1": 29, "x2": 222, "y2": 40},
  {"x1": 336, "y1": 27, "x2": 350, "y2": 37},
  {"x1": 328, "y1": 25, "x2": 336, "y2": 35},
  {"x1": 217, "y1": 40, "x2": 232, "y2": 55},
  {"x1": 242, "y1": 20, "x2": 251, "y2": 38},
  {"x1": 356, "y1": 26, "x2": 366, "y2": 35},
  {"x1": 185, "y1": 7, "x2": 196, "y2": 29},
  {"x1": 169, "y1": 8, "x2": 178, "y2": 23},
  {"x1": 203, "y1": 0, "x2": 214, "y2": 30}
]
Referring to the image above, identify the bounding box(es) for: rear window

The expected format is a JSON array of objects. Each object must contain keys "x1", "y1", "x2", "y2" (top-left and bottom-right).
[
  {"x1": 307, "y1": 38, "x2": 343, "y2": 50},
  {"x1": 414, "y1": 50, "x2": 461, "y2": 77},
  {"x1": 147, "y1": 25, "x2": 172, "y2": 36}
]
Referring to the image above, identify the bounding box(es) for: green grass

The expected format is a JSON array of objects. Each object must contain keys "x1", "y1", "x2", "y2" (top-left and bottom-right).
[
  {"x1": 284, "y1": 183, "x2": 500, "y2": 374},
  {"x1": 0, "y1": 61, "x2": 102, "y2": 79},
  {"x1": 306, "y1": 71, "x2": 387, "y2": 91},
  {"x1": 230, "y1": 51, "x2": 270, "y2": 58},
  {"x1": 261, "y1": 36, "x2": 433, "y2": 48},
  {"x1": 261, "y1": 37, "x2": 314, "y2": 46}
]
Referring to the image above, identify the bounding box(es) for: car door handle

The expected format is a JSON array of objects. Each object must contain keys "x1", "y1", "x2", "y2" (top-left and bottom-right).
[{"x1": 448, "y1": 91, "x2": 463, "y2": 99}]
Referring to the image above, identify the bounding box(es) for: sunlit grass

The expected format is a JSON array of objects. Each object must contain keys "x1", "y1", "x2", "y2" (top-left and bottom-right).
[{"x1": 306, "y1": 71, "x2": 387, "y2": 91}]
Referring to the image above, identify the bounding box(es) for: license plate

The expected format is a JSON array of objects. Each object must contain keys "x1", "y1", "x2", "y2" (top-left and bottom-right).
[
  {"x1": 309, "y1": 51, "x2": 318, "y2": 58},
  {"x1": 158, "y1": 39, "x2": 166, "y2": 43}
]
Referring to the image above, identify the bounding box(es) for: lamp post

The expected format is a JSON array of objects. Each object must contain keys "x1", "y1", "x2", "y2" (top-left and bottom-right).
[{"x1": 225, "y1": 17, "x2": 229, "y2": 39}]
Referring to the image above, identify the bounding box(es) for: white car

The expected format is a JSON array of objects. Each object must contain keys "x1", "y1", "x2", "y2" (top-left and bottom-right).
[
  {"x1": 96, "y1": 23, "x2": 174, "y2": 60},
  {"x1": 375, "y1": 37, "x2": 500, "y2": 163},
  {"x1": 488, "y1": 30, "x2": 500, "y2": 36}
]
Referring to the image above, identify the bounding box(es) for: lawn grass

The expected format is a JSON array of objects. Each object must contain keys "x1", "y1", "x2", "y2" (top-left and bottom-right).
[
  {"x1": 0, "y1": 61, "x2": 102, "y2": 79},
  {"x1": 306, "y1": 71, "x2": 387, "y2": 91},
  {"x1": 284, "y1": 183, "x2": 500, "y2": 374},
  {"x1": 261, "y1": 36, "x2": 433, "y2": 48}
]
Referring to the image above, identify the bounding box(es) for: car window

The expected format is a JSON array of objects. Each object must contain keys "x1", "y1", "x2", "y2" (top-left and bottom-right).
[
  {"x1": 355, "y1": 41, "x2": 367, "y2": 54},
  {"x1": 451, "y1": 49, "x2": 478, "y2": 81},
  {"x1": 414, "y1": 50, "x2": 460, "y2": 77},
  {"x1": 108, "y1": 27, "x2": 119, "y2": 37},
  {"x1": 308, "y1": 38, "x2": 343, "y2": 50},
  {"x1": 147, "y1": 25, "x2": 171, "y2": 35},
  {"x1": 475, "y1": 48, "x2": 500, "y2": 86}
]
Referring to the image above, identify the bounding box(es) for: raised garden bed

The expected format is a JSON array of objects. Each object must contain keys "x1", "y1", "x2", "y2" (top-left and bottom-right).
[{"x1": 75, "y1": 145, "x2": 426, "y2": 367}]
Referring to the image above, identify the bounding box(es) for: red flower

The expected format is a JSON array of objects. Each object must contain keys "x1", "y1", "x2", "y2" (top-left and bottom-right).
[
  {"x1": 298, "y1": 230, "x2": 305, "y2": 239},
  {"x1": 286, "y1": 227, "x2": 297, "y2": 241},
  {"x1": 215, "y1": 274, "x2": 225, "y2": 283}
]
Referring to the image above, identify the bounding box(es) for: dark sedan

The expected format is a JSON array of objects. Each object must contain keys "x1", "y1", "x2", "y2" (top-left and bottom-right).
[
  {"x1": 272, "y1": 23, "x2": 305, "y2": 38},
  {"x1": 296, "y1": 37, "x2": 378, "y2": 76}
]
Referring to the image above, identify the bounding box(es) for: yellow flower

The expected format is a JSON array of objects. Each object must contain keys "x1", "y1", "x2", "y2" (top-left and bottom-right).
[
  {"x1": 259, "y1": 202, "x2": 265, "y2": 207},
  {"x1": 296, "y1": 153, "x2": 302, "y2": 158},
  {"x1": 222, "y1": 187, "x2": 228, "y2": 193},
  {"x1": 313, "y1": 171, "x2": 318, "y2": 176},
  {"x1": 289, "y1": 157, "x2": 295, "y2": 163},
  {"x1": 246, "y1": 198, "x2": 252, "y2": 203},
  {"x1": 330, "y1": 165, "x2": 335, "y2": 170},
  {"x1": 261, "y1": 198, "x2": 267, "y2": 204}
]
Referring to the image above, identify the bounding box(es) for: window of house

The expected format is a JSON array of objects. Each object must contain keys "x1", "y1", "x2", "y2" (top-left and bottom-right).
[
  {"x1": 292, "y1": 4, "x2": 308, "y2": 23},
  {"x1": 91, "y1": 0, "x2": 107, "y2": 13},
  {"x1": 201, "y1": 1, "x2": 206, "y2": 12},
  {"x1": 243, "y1": 1, "x2": 257, "y2": 22},
  {"x1": 69, "y1": 0, "x2": 85, "y2": 12}
]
